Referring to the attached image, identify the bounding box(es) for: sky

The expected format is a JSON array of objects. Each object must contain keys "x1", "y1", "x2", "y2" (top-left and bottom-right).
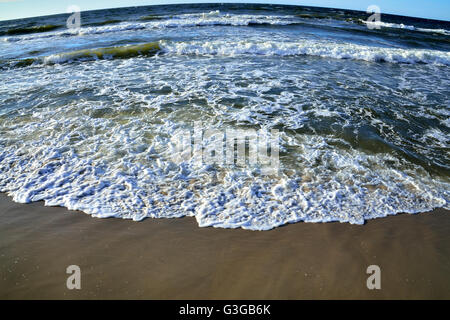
[{"x1": 0, "y1": 0, "x2": 449, "y2": 22}]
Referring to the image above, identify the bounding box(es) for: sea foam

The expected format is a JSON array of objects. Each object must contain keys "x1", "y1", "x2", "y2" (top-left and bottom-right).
[
  {"x1": 0, "y1": 55, "x2": 448, "y2": 230},
  {"x1": 161, "y1": 39, "x2": 450, "y2": 65}
]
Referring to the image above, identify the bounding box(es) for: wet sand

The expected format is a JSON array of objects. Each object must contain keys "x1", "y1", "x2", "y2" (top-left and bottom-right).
[{"x1": 0, "y1": 192, "x2": 449, "y2": 299}]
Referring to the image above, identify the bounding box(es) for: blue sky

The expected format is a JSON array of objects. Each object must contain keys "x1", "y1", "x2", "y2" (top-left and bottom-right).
[{"x1": 0, "y1": 0, "x2": 449, "y2": 21}]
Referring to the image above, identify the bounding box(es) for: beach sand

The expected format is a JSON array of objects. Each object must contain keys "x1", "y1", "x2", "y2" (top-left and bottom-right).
[{"x1": 0, "y1": 192, "x2": 449, "y2": 299}]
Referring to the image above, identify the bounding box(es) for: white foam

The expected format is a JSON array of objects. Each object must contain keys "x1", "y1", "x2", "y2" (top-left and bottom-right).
[
  {"x1": 361, "y1": 20, "x2": 450, "y2": 35},
  {"x1": 421, "y1": 128, "x2": 450, "y2": 148},
  {"x1": 160, "y1": 39, "x2": 450, "y2": 65},
  {"x1": 0, "y1": 56, "x2": 448, "y2": 230}
]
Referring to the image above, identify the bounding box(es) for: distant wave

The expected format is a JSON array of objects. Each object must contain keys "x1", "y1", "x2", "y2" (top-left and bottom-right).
[
  {"x1": 0, "y1": 24, "x2": 61, "y2": 36},
  {"x1": 2, "y1": 10, "x2": 450, "y2": 44},
  {"x1": 361, "y1": 20, "x2": 450, "y2": 36},
  {"x1": 139, "y1": 15, "x2": 166, "y2": 21},
  {"x1": 86, "y1": 19, "x2": 123, "y2": 27},
  {"x1": 1, "y1": 12, "x2": 299, "y2": 42}
]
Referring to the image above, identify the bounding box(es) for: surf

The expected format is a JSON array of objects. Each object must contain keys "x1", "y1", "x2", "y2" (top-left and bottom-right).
[
  {"x1": 161, "y1": 39, "x2": 450, "y2": 65},
  {"x1": 0, "y1": 24, "x2": 61, "y2": 36}
]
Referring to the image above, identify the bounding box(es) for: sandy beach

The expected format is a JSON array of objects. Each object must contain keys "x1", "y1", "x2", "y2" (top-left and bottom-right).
[{"x1": 0, "y1": 192, "x2": 449, "y2": 299}]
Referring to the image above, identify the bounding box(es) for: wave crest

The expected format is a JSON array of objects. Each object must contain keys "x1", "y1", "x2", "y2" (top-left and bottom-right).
[{"x1": 161, "y1": 39, "x2": 450, "y2": 65}]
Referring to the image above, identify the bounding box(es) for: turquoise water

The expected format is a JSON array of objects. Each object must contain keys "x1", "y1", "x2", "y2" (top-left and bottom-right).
[{"x1": 0, "y1": 4, "x2": 448, "y2": 230}]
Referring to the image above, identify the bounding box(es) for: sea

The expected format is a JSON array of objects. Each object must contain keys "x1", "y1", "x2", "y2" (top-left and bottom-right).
[{"x1": 0, "y1": 3, "x2": 448, "y2": 230}]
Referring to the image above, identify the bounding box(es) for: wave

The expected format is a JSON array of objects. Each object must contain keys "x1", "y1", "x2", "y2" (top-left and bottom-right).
[
  {"x1": 43, "y1": 42, "x2": 161, "y2": 64},
  {"x1": 4, "y1": 15, "x2": 449, "y2": 50},
  {"x1": 88, "y1": 11, "x2": 297, "y2": 30},
  {"x1": 2, "y1": 10, "x2": 450, "y2": 45},
  {"x1": 296, "y1": 13, "x2": 329, "y2": 20},
  {"x1": 3, "y1": 39, "x2": 450, "y2": 69},
  {"x1": 361, "y1": 20, "x2": 450, "y2": 36},
  {"x1": 0, "y1": 42, "x2": 161, "y2": 68},
  {"x1": 161, "y1": 39, "x2": 450, "y2": 65},
  {"x1": 87, "y1": 19, "x2": 123, "y2": 27},
  {"x1": 139, "y1": 15, "x2": 165, "y2": 21},
  {"x1": 0, "y1": 24, "x2": 61, "y2": 36},
  {"x1": 1, "y1": 12, "x2": 299, "y2": 42},
  {"x1": 0, "y1": 120, "x2": 447, "y2": 230}
]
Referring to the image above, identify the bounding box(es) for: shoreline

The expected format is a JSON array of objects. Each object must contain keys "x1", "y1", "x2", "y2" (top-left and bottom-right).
[{"x1": 0, "y1": 192, "x2": 449, "y2": 299}]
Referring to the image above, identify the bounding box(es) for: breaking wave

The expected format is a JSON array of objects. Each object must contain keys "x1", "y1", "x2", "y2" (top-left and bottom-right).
[
  {"x1": 361, "y1": 20, "x2": 450, "y2": 35},
  {"x1": 1, "y1": 42, "x2": 161, "y2": 68},
  {"x1": 43, "y1": 42, "x2": 161, "y2": 64},
  {"x1": 161, "y1": 39, "x2": 450, "y2": 65}
]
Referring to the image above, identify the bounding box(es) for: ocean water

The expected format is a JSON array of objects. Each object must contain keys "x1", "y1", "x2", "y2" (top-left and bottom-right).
[{"x1": 0, "y1": 3, "x2": 448, "y2": 230}]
